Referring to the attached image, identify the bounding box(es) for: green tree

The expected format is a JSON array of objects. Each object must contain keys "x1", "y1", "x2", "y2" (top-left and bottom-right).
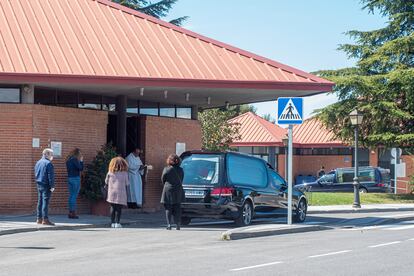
[
  {"x1": 262, "y1": 113, "x2": 276, "y2": 124},
  {"x1": 113, "y1": 0, "x2": 188, "y2": 26},
  {"x1": 199, "y1": 104, "x2": 255, "y2": 151},
  {"x1": 316, "y1": 0, "x2": 414, "y2": 147}
]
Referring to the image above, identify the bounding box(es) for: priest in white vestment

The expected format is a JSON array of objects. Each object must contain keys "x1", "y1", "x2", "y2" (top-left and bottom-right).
[{"x1": 126, "y1": 148, "x2": 145, "y2": 207}]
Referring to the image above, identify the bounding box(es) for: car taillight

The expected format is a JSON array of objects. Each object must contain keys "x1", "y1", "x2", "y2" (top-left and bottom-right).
[
  {"x1": 377, "y1": 183, "x2": 385, "y2": 187},
  {"x1": 211, "y1": 187, "x2": 234, "y2": 197}
]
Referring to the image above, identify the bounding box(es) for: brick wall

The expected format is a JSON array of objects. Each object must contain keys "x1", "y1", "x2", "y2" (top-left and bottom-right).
[
  {"x1": 397, "y1": 155, "x2": 414, "y2": 194},
  {"x1": 298, "y1": 155, "x2": 353, "y2": 177},
  {"x1": 0, "y1": 104, "x2": 107, "y2": 214},
  {"x1": 141, "y1": 116, "x2": 202, "y2": 211}
]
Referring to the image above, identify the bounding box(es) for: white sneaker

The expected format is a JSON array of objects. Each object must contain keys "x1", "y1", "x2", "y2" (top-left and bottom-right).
[
  {"x1": 111, "y1": 223, "x2": 115, "y2": 228},
  {"x1": 115, "y1": 223, "x2": 122, "y2": 228}
]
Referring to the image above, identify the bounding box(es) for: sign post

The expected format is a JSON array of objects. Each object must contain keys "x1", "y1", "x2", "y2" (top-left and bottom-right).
[
  {"x1": 391, "y1": 148, "x2": 402, "y2": 194},
  {"x1": 277, "y1": 97, "x2": 303, "y2": 225}
]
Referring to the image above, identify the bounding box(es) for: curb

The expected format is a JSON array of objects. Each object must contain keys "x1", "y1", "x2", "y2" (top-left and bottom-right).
[
  {"x1": 221, "y1": 225, "x2": 332, "y2": 241},
  {"x1": 308, "y1": 207, "x2": 414, "y2": 215}
]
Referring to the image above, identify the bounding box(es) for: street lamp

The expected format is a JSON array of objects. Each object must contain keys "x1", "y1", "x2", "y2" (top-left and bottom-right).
[
  {"x1": 349, "y1": 109, "x2": 363, "y2": 208},
  {"x1": 282, "y1": 135, "x2": 289, "y2": 181}
]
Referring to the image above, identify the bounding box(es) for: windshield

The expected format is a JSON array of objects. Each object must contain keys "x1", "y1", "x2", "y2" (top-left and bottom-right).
[
  {"x1": 181, "y1": 154, "x2": 221, "y2": 186},
  {"x1": 319, "y1": 173, "x2": 334, "y2": 183}
]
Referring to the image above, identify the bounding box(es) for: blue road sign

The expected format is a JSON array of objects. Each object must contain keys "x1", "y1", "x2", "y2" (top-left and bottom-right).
[{"x1": 277, "y1": 97, "x2": 303, "y2": 125}]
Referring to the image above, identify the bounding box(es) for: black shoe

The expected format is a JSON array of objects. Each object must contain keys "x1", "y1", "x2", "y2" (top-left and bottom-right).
[
  {"x1": 166, "y1": 225, "x2": 172, "y2": 230},
  {"x1": 176, "y1": 225, "x2": 181, "y2": 230}
]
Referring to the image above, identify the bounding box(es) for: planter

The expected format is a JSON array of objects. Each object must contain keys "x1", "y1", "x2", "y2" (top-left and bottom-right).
[{"x1": 91, "y1": 199, "x2": 110, "y2": 216}]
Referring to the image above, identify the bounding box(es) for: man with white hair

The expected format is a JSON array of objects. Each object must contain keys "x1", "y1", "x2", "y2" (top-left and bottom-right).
[{"x1": 34, "y1": 148, "x2": 56, "y2": 226}]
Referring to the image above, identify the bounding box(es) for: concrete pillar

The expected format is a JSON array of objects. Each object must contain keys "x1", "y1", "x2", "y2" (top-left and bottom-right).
[
  {"x1": 116, "y1": 95, "x2": 127, "y2": 157},
  {"x1": 269, "y1": 146, "x2": 276, "y2": 169},
  {"x1": 21, "y1": 84, "x2": 34, "y2": 104},
  {"x1": 191, "y1": 106, "x2": 199, "y2": 120}
]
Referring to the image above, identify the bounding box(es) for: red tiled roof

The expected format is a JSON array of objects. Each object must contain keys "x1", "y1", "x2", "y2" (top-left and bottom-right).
[
  {"x1": 229, "y1": 112, "x2": 287, "y2": 146},
  {"x1": 293, "y1": 117, "x2": 345, "y2": 147},
  {"x1": 0, "y1": 0, "x2": 333, "y2": 91}
]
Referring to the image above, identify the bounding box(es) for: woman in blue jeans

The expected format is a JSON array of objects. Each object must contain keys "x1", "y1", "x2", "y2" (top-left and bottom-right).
[{"x1": 66, "y1": 148, "x2": 84, "y2": 219}]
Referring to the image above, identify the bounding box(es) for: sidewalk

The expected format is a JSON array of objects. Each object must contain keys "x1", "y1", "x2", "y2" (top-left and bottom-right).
[
  {"x1": 2, "y1": 204, "x2": 414, "y2": 237},
  {"x1": 308, "y1": 203, "x2": 414, "y2": 214},
  {"x1": 0, "y1": 211, "x2": 166, "y2": 236}
]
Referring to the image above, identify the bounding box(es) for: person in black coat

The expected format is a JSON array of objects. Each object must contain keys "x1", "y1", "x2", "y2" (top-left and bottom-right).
[{"x1": 160, "y1": 154, "x2": 184, "y2": 230}]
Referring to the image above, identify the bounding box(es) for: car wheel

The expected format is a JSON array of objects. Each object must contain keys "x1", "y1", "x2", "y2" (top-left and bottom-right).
[
  {"x1": 293, "y1": 199, "x2": 307, "y2": 223},
  {"x1": 235, "y1": 201, "x2": 253, "y2": 226},
  {"x1": 181, "y1": 217, "x2": 191, "y2": 226},
  {"x1": 359, "y1": 187, "x2": 368, "y2": 193}
]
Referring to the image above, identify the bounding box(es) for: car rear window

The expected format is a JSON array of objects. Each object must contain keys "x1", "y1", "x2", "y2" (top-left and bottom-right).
[{"x1": 181, "y1": 154, "x2": 221, "y2": 185}]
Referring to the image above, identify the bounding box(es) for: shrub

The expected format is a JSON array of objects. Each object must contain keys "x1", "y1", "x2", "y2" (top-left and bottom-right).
[{"x1": 81, "y1": 144, "x2": 117, "y2": 201}]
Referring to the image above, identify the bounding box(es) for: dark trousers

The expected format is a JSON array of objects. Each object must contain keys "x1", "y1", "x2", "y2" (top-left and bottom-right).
[
  {"x1": 37, "y1": 183, "x2": 51, "y2": 219},
  {"x1": 164, "y1": 203, "x2": 181, "y2": 226},
  {"x1": 110, "y1": 204, "x2": 123, "y2": 224}
]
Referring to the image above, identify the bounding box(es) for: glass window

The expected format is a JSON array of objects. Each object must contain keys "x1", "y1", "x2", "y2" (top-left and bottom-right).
[
  {"x1": 227, "y1": 154, "x2": 267, "y2": 188},
  {"x1": 34, "y1": 89, "x2": 56, "y2": 105},
  {"x1": 160, "y1": 104, "x2": 175, "y2": 117},
  {"x1": 238, "y1": 147, "x2": 252, "y2": 154},
  {"x1": 253, "y1": 146, "x2": 268, "y2": 154},
  {"x1": 337, "y1": 170, "x2": 354, "y2": 183},
  {"x1": 127, "y1": 100, "x2": 138, "y2": 114},
  {"x1": 0, "y1": 88, "x2": 20, "y2": 103},
  {"x1": 78, "y1": 93, "x2": 102, "y2": 110},
  {"x1": 139, "y1": 101, "x2": 158, "y2": 116},
  {"x1": 181, "y1": 154, "x2": 221, "y2": 186},
  {"x1": 176, "y1": 107, "x2": 191, "y2": 119},
  {"x1": 318, "y1": 173, "x2": 335, "y2": 184},
  {"x1": 359, "y1": 169, "x2": 375, "y2": 182},
  {"x1": 269, "y1": 170, "x2": 285, "y2": 190},
  {"x1": 56, "y1": 91, "x2": 78, "y2": 108},
  {"x1": 102, "y1": 97, "x2": 116, "y2": 111}
]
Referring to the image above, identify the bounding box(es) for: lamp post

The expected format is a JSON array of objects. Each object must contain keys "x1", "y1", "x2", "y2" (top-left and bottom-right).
[
  {"x1": 282, "y1": 135, "x2": 289, "y2": 181},
  {"x1": 349, "y1": 109, "x2": 363, "y2": 208}
]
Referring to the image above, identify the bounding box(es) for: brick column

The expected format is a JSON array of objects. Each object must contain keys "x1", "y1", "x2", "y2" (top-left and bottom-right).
[{"x1": 369, "y1": 148, "x2": 378, "y2": 167}]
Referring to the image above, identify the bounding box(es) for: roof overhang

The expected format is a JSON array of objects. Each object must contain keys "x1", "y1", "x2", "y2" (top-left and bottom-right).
[{"x1": 0, "y1": 73, "x2": 333, "y2": 108}]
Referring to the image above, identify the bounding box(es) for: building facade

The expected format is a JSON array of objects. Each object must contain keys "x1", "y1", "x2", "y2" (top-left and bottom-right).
[
  {"x1": 230, "y1": 113, "x2": 413, "y2": 193},
  {"x1": 0, "y1": 0, "x2": 333, "y2": 214}
]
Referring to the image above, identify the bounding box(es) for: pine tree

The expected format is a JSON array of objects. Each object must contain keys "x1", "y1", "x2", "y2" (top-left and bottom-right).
[
  {"x1": 316, "y1": 0, "x2": 414, "y2": 147},
  {"x1": 113, "y1": 0, "x2": 188, "y2": 26}
]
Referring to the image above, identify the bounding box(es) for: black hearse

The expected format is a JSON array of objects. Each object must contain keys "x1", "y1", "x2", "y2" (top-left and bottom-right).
[{"x1": 180, "y1": 151, "x2": 307, "y2": 226}]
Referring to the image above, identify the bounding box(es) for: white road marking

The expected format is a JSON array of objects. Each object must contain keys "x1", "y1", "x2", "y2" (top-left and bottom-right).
[
  {"x1": 409, "y1": 238, "x2": 414, "y2": 241},
  {"x1": 230, "y1": 261, "x2": 283, "y2": 271},
  {"x1": 385, "y1": 225, "x2": 414, "y2": 231},
  {"x1": 369, "y1": 241, "x2": 401, "y2": 248},
  {"x1": 308, "y1": 250, "x2": 351, "y2": 258},
  {"x1": 378, "y1": 214, "x2": 414, "y2": 218}
]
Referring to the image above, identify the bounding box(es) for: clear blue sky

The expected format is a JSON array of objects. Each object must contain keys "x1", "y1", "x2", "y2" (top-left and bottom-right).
[{"x1": 167, "y1": 0, "x2": 386, "y2": 120}]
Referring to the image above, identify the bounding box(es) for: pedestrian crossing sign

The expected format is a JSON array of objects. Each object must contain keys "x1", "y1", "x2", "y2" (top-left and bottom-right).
[{"x1": 277, "y1": 97, "x2": 303, "y2": 124}]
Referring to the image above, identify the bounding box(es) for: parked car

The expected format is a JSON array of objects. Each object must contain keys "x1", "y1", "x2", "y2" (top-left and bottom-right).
[
  {"x1": 295, "y1": 166, "x2": 391, "y2": 193},
  {"x1": 179, "y1": 151, "x2": 308, "y2": 226}
]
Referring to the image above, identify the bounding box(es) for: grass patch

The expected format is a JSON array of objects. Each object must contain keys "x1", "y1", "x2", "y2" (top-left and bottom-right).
[{"x1": 305, "y1": 192, "x2": 414, "y2": 206}]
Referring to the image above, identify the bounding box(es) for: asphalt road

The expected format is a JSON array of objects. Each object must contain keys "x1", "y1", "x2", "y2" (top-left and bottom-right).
[{"x1": 1, "y1": 213, "x2": 413, "y2": 276}]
